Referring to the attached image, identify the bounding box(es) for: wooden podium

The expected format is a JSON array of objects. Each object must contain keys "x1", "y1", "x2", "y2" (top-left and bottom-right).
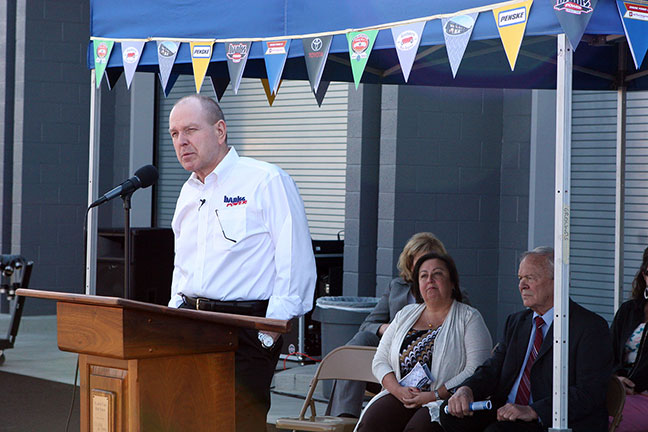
[{"x1": 17, "y1": 289, "x2": 290, "y2": 432}]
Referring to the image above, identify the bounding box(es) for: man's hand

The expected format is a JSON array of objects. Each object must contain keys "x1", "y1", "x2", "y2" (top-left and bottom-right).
[
  {"x1": 617, "y1": 376, "x2": 636, "y2": 395},
  {"x1": 496, "y1": 403, "x2": 538, "y2": 422},
  {"x1": 378, "y1": 323, "x2": 390, "y2": 336},
  {"x1": 402, "y1": 391, "x2": 435, "y2": 409},
  {"x1": 446, "y1": 386, "x2": 474, "y2": 418}
]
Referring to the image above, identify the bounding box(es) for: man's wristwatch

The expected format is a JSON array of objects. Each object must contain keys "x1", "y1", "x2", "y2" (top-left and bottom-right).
[{"x1": 258, "y1": 332, "x2": 275, "y2": 349}]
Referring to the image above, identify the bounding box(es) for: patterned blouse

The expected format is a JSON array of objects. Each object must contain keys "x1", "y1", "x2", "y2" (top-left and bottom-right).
[
  {"x1": 398, "y1": 325, "x2": 442, "y2": 390},
  {"x1": 624, "y1": 322, "x2": 646, "y2": 366}
]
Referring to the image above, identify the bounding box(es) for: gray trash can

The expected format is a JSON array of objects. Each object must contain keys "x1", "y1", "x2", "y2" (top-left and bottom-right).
[{"x1": 312, "y1": 296, "x2": 379, "y2": 398}]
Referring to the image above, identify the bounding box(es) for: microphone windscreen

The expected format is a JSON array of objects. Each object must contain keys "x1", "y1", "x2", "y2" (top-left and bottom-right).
[{"x1": 134, "y1": 165, "x2": 159, "y2": 188}]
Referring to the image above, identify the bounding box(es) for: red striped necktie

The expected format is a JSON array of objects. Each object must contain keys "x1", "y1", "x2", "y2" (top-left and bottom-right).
[{"x1": 515, "y1": 316, "x2": 545, "y2": 405}]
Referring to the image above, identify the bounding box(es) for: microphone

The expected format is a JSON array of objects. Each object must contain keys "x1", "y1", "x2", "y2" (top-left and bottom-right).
[{"x1": 89, "y1": 165, "x2": 158, "y2": 209}]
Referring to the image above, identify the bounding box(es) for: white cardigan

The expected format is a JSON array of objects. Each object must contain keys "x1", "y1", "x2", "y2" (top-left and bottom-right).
[{"x1": 356, "y1": 300, "x2": 492, "y2": 428}]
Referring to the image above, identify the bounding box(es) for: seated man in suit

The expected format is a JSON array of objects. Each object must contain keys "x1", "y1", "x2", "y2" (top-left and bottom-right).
[
  {"x1": 326, "y1": 232, "x2": 447, "y2": 418},
  {"x1": 440, "y1": 246, "x2": 612, "y2": 432}
]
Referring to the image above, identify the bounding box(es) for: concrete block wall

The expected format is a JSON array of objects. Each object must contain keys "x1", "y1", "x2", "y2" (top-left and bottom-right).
[{"x1": 12, "y1": 0, "x2": 92, "y2": 313}]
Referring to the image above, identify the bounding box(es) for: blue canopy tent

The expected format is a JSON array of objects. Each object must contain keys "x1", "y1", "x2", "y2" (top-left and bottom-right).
[{"x1": 87, "y1": 1, "x2": 647, "y2": 430}]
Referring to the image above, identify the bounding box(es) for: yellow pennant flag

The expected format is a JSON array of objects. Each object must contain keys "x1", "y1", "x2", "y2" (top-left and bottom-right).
[
  {"x1": 190, "y1": 41, "x2": 214, "y2": 93},
  {"x1": 261, "y1": 78, "x2": 283, "y2": 106},
  {"x1": 492, "y1": 0, "x2": 533, "y2": 71}
]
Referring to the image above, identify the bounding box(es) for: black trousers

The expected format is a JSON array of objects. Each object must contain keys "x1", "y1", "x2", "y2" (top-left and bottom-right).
[
  {"x1": 356, "y1": 393, "x2": 445, "y2": 432},
  {"x1": 180, "y1": 301, "x2": 282, "y2": 432},
  {"x1": 439, "y1": 401, "x2": 545, "y2": 432}
]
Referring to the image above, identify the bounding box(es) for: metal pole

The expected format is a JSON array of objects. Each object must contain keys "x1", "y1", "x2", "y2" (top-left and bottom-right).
[
  {"x1": 86, "y1": 72, "x2": 100, "y2": 295},
  {"x1": 123, "y1": 194, "x2": 132, "y2": 299},
  {"x1": 550, "y1": 33, "x2": 572, "y2": 432},
  {"x1": 614, "y1": 43, "x2": 627, "y2": 314}
]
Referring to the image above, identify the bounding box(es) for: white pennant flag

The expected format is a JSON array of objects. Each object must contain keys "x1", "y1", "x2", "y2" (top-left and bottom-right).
[
  {"x1": 121, "y1": 41, "x2": 145, "y2": 89},
  {"x1": 390, "y1": 22, "x2": 426, "y2": 82},
  {"x1": 441, "y1": 13, "x2": 479, "y2": 78}
]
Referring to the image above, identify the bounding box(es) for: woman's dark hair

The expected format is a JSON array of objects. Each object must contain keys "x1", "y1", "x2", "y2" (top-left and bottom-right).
[
  {"x1": 411, "y1": 252, "x2": 462, "y2": 304},
  {"x1": 631, "y1": 246, "x2": 648, "y2": 301}
]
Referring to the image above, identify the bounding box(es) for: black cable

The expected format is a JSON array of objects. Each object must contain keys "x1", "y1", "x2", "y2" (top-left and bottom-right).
[
  {"x1": 64, "y1": 357, "x2": 80, "y2": 432},
  {"x1": 65, "y1": 206, "x2": 92, "y2": 431}
]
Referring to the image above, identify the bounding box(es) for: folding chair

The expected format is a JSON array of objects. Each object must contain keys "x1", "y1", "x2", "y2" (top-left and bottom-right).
[
  {"x1": 275, "y1": 345, "x2": 379, "y2": 432},
  {"x1": 607, "y1": 375, "x2": 626, "y2": 432}
]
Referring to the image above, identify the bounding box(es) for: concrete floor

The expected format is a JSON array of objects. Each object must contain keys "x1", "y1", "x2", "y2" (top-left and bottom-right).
[{"x1": 0, "y1": 313, "x2": 327, "y2": 430}]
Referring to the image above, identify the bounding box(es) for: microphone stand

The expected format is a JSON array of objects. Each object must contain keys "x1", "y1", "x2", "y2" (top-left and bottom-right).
[{"x1": 121, "y1": 192, "x2": 133, "y2": 300}]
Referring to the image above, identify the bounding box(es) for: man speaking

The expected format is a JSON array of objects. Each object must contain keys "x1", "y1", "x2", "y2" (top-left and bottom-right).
[{"x1": 167, "y1": 94, "x2": 317, "y2": 431}]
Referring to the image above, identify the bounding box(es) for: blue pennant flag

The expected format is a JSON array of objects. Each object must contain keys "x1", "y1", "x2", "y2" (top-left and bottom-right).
[
  {"x1": 617, "y1": 0, "x2": 648, "y2": 69},
  {"x1": 263, "y1": 40, "x2": 291, "y2": 94}
]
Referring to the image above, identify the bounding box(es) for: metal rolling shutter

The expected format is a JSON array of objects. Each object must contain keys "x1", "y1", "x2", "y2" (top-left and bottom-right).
[
  {"x1": 570, "y1": 90, "x2": 648, "y2": 322},
  {"x1": 156, "y1": 76, "x2": 348, "y2": 240}
]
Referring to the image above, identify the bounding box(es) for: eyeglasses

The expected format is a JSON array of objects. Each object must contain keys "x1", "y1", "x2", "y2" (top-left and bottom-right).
[{"x1": 215, "y1": 209, "x2": 237, "y2": 243}]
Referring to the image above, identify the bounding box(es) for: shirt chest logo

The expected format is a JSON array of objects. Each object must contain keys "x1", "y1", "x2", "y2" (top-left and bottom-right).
[{"x1": 224, "y1": 195, "x2": 247, "y2": 207}]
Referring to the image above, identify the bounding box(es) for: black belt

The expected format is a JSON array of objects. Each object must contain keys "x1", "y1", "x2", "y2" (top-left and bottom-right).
[{"x1": 181, "y1": 294, "x2": 268, "y2": 317}]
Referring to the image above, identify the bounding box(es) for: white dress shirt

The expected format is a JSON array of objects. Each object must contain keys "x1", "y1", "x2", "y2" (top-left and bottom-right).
[{"x1": 169, "y1": 147, "x2": 317, "y2": 321}]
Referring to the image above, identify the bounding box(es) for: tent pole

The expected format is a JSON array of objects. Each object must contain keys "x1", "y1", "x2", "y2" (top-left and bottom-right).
[
  {"x1": 85, "y1": 71, "x2": 100, "y2": 295},
  {"x1": 614, "y1": 44, "x2": 627, "y2": 314},
  {"x1": 550, "y1": 33, "x2": 572, "y2": 432}
]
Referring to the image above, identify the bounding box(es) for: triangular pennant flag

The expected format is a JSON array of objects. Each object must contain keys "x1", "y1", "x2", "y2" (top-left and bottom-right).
[
  {"x1": 263, "y1": 40, "x2": 290, "y2": 94},
  {"x1": 225, "y1": 41, "x2": 252, "y2": 94},
  {"x1": 313, "y1": 80, "x2": 330, "y2": 107},
  {"x1": 121, "y1": 41, "x2": 145, "y2": 89},
  {"x1": 390, "y1": 22, "x2": 426, "y2": 82},
  {"x1": 617, "y1": 0, "x2": 648, "y2": 69},
  {"x1": 105, "y1": 68, "x2": 122, "y2": 90},
  {"x1": 442, "y1": 13, "x2": 479, "y2": 78},
  {"x1": 190, "y1": 41, "x2": 214, "y2": 93},
  {"x1": 492, "y1": 0, "x2": 533, "y2": 70},
  {"x1": 157, "y1": 41, "x2": 180, "y2": 93},
  {"x1": 93, "y1": 39, "x2": 114, "y2": 88},
  {"x1": 552, "y1": 0, "x2": 598, "y2": 50},
  {"x1": 261, "y1": 78, "x2": 283, "y2": 106},
  {"x1": 209, "y1": 75, "x2": 230, "y2": 101},
  {"x1": 159, "y1": 72, "x2": 179, "y2": 97},
  {"x1": 347, "y1": 30, "x2": 379, "y2": 89},
  {"x1": 303, "y1": 36, "x2": 332, "y2": 92}
]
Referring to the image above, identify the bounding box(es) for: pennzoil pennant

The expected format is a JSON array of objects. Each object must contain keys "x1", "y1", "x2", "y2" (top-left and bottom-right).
[
  {"x1": 261, "y1": 78, "x2": 283, "y2": 106},
  {"x1": 157, "y1": 41, "x2": 180, "y2": 94},
  {"x1": 93, "y1": 39, "x2": 114, "y2": 88},
  {"x1": 263, "y1": 40, "x2": 290, "y2": 94},
  {"x1": 347, "y1": 30, "x2": 378, "y2": 89},
  {"x1": 391, "y1": 22, "x2": 425, "y2": 83},
  {"x1": 121, "y1": 41, "x2": 145, "y2": 89},
  {"x1": 226, "y1": 41, "x2": 252, "y2": 94},
  {"x1": 442, "y1": 13, "x2": 479, "y2": 78},
  {"x1": 617, "y1": 0, "x2": 648, "y2": 69},
  {"x1": 552, "y1": 0, "x2": 598, "y2": 50},
  {"x1": 313, "y1": 80, "x2": 330, "y2": 107},
  {"x1": 303, "y1": 36, "x2": 332, "y2": 93},
  {"x1": 190, "y1": 41, "x2": 214, "y2": 93},
  {"x1": 492, "y1": 0, "x2": 533, "y2": 70}
]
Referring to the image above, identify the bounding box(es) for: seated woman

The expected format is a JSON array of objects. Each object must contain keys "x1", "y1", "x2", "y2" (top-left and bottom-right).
[
  {"x1": 610, "y1": 246, "x2": 648, "y2": 432},
  {"x1": 355, "y1": 252, "x2": 492, "y2": 432}
]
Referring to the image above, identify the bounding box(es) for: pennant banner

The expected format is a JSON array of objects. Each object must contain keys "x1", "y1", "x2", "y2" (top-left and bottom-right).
[
  {"x1": 347, "y1": 30, "x2": 379, "y2": 89},
  {"x1": 391, "y1": 22, "x2": 426, "y2": 83},
  {"x1": 263, "y1": 40, "x2": 290, "y2": 94},
  {"x1": 121, "y1": 41, "x2": 145, "y2": 89},
  {"x1": 261, "y1": 78, "x2": 283, "y2": 106},
  {"x1": 313, "y1": 80, "x2": 330, "y2": 107},
  {"x1": 493, "y1": 0, "x2": 533, "y2": 71},
  {"x1": 303, "y1": 36, "x2": 332, "y2": 93},
  {"x1": 190, "y1": 41, "x2": 214, "y2": 93},
  {"x1": 617, "y1": 0, "x2": 648, "y2": 69},
  {"x1": 226, "y1": 41, "x2": 252, "y2": 94},
  {"x1": 442, "y1": 13, "x2": 479, "y2": 78},
  {"x1": 552, "y1": 0, "x2": 598, "y2": 50},
  {"x1": 93, "y1": 39, "x2": 114, "y2": 88},
  {"x1": 210, "y1": 75, "x2": 230, "y2": 101},
  {"x1": 157, "y1": 41, "x2": 180, "y2": 93}
]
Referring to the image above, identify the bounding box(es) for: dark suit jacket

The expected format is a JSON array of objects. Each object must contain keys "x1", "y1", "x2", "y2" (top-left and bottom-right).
[
  {"x1": 462, "y1": 300, "x2": 612, "y2": 432},
  {"x1": 358, "y1": 277, "x2": 410, "y2": 336}
]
